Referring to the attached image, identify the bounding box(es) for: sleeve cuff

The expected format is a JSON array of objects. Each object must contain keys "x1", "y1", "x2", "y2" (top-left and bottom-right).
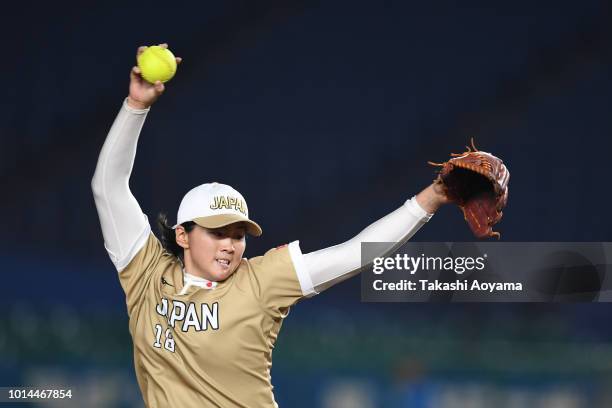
[
  {"x1": 288, "y1": 241, "x2": 318, "y2": 297},
  {"x1": 404, "y1": 196, "x2": 434, "y2": 222},
  {"x1": 113, "y1": 215, "x2": 152, "y2": 272},
  {"x1": 122, "y1": 98, "x2": 150, "y2": 115}
]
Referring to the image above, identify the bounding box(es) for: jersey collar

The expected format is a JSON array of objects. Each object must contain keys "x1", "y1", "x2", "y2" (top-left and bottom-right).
[{"x1": 179, "y1": 270, "x2": 218, "y2": 295}]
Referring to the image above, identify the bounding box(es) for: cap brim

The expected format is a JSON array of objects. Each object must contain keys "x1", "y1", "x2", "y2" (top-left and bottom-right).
[{"x1": 189, "y1": 214, "x2": 263, "y2": 237}]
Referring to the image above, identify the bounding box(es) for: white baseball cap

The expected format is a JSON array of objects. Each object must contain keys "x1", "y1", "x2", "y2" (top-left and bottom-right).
[{"x1": 172, "y1": 182, "x2": 262, "y2": 237}]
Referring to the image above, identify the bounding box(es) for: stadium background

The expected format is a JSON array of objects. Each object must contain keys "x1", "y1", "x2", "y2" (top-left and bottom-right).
[{"x1": 1, "y1": 1, "x2": 612, "y2": 406}]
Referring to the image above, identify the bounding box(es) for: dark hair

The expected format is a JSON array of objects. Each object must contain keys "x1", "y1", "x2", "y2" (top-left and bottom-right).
[{"x1": 156, "y1": 212, "x2": 196, "y2": 264}]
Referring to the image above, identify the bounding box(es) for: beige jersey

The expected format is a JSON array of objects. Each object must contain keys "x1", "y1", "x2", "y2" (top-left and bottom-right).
[
  {"x1": 118, "y1": 231, "x2": 306, "y2": 408},
  {"x1": 93, "y1": 100, "x2": 433, "y2": 408}
]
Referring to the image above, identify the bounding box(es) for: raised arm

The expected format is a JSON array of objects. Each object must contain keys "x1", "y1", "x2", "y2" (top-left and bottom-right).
[
  {"x1": 91, "y1": 44, "x2": 180, "y2": 271},
  {"x1": 301, "y1": 183, "x2": 449, "y2": 294}
]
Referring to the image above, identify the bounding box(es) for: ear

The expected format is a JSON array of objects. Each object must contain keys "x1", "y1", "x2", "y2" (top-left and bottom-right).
[{"x1": 175, "y1": 226, "x2": 189, "y2": 249}]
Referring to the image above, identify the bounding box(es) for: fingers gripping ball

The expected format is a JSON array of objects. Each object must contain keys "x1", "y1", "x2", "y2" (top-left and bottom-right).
[{"x1": 137, "y1": 46, "x2": 177, "y2": 83}]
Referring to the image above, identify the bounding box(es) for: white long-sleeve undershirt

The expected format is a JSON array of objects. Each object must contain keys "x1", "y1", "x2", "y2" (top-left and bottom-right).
[
  {"x1": 91, "y1": 100, "x2": 151, "y2": 271},
  {"x1": 303, "y1": 198, "x2": 431, "y2": 294},
  {"x1": 91, "y1": 100, "x2": 433, "y2": 295}
]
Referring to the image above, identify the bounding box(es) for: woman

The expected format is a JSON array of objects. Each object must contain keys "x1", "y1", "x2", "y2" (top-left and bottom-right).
[{"x1": 92, "y1": 44, "x2": 449, "y2": 408}]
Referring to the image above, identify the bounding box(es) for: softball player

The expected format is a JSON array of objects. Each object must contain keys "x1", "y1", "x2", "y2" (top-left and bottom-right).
[{"x1": 91, "y1": 44, "x2": 449, "y2": 408}]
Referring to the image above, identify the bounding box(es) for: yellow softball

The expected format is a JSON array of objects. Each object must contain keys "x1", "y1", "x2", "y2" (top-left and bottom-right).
[{"x1": 137, "y1": 45, "x2": 177, "y2": 84}]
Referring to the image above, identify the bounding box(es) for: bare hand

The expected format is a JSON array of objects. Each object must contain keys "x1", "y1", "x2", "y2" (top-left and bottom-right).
[
  {"x1": 126, "y1": 43, "x2": 182, "y2": 109},
  {"x1": 415, "y1": 182, "x2": 451, "y2": 214}
]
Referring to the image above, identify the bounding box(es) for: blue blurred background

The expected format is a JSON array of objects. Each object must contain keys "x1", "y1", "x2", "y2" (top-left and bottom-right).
[{"x1": 2, "y1": 0, "x2": 612, "y2": 406}]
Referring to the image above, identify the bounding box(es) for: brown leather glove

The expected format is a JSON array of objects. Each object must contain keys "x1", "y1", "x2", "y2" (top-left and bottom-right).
[{"x1": 429, "y1": 139, "x2": 510, "y2": 239}]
